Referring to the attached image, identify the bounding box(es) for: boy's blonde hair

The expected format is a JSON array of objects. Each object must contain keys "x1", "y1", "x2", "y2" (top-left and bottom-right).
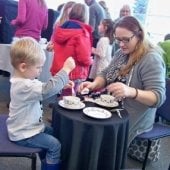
[{"x1": 10, "y1": 37, "x2": 46, "y2": 69}]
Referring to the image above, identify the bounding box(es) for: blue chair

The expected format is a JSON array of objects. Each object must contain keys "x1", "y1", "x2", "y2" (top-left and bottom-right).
[
  {"x1": 0, "y1": 114, "x2": 42, "y2": 170},
  {"x1": 137, "y1": 78, "x2": 170, "y2": 170}
]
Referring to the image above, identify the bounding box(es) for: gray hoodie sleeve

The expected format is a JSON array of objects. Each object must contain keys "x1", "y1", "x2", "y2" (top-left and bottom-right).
[{"x1": 42, "y1": 70, "x2": 69, "y2": 99}]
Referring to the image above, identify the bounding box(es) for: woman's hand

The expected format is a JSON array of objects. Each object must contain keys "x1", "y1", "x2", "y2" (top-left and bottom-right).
[
  {"x1": 78, "y1": 77, "x2": 106, "y2": 94},
  {"x1": 107, "y1": 82, "x2": 158, "y2": 106},
  {"x1": 107, "y1": 82, "x2": 136, "y2": 100},
  {"x1": 78, "y1": 81, "x2": 96, "y2": 93}
]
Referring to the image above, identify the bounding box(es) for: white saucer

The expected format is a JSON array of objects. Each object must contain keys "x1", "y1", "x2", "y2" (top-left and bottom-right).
[
  {"x1": 83, "y1": 107, "x2": 112, "y2": 119},
  {"x1": 58, "y1": 100, "x2": 85, "y2": 110},
  {"x1": 95, "y1": 98, "x2": 119, "y2": 108}
]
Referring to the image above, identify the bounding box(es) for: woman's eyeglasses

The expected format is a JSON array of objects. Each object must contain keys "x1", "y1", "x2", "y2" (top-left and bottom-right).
[{"x1": 114, "y1": 34, "x2": 135, "y2": 44}]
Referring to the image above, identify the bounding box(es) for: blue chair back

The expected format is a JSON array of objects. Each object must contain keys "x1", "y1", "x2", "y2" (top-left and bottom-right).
[{"x1": 156, "y1": 78, "x2": 170, "y2": 121}]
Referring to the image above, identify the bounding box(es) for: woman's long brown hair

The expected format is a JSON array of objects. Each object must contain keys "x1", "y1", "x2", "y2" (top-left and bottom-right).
[{"x1": 114, "y1": 16, "x2": 157, "y2": 77}]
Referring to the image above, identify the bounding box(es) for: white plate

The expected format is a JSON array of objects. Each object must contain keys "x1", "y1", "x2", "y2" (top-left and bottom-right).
[
  {"x1": 83, "y1": 107, "x2": 112, "y2": 119},
  {"x1": 95, "y1": 98, "x2": 119, "y2": 108},
  {"x1": 58, "y1": 100, "x2": 85, "y2": 110}
]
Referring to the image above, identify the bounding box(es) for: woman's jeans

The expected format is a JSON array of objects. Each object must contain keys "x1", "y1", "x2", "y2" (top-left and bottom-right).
[{"x1": 14, "y1": 126, "x2": 61, "y2": 164}]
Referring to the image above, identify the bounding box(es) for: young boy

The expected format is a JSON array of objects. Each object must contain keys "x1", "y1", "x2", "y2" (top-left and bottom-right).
[{"x1": 6, "y1": 37, "x2": 75, "y2": 170}]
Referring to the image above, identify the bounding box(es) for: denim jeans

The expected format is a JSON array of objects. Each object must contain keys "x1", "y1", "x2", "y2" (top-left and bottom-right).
[{"x1": 14, "y1": 126, "x2": 61, "y2": 164}]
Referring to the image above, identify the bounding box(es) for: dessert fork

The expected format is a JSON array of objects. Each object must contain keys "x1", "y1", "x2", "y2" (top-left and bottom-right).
[{"x1": 110, "y1": 108, "x2": 123, "y2": 119}]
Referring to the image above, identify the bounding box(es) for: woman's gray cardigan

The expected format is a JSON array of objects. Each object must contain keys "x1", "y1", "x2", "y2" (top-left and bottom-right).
[{"x1": 99, "y1": 49, "x2": 166, "y2": 144}]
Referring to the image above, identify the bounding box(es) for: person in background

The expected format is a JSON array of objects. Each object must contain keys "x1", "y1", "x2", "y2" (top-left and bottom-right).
[
  {"x1": 54, "y1": 1, "x2": 75, "y2": 28},
  {"x1": 78, "y1": 16, "x2": 166, "y2": 145},
  {"x1": 119, "y1": 4, "x2": 131, "y2": 18},
  {"x1": 46, "y1": 1, "x2": 76, "y2": 51},
  {"x1": 89, "y1": 19, "x2": 114, "y2": 80},
  {"x1": 11, "y1": 0, "x2": 48, "y2": 42},
  {"x1": 50, "y1": 3, "x2": 93, "y2": 95},
  {"x1": 6, "y1": 37, "x2": 75, "y2": 170},
  {"x1": 56, "y1": 3, "x2": 65, "y2": 13},
  {"x1": 114, "y1": 4, "x2": 132, "y2": 24},
  {"x1": 112, "y1": 4, "x2": 132, "y2": 57},
  {"x1": 99, "y1": 0, "x2": 111, "y2": 19},
  {"x1": 158, "y1": 33, "x2": 170, "y2": 78},
  {"x1": 84, "y1": 0, "x2": 105, "y2": 47}
]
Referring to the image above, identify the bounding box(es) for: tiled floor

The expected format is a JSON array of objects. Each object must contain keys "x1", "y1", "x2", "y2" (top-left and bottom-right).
[{"x1": 0, "y1": 75, "x2": 169, "y2": 170}]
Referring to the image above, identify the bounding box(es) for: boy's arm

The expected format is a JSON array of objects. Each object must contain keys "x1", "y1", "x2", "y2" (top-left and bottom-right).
[
  {"x1": 42, "y1": 56, "x2": 75, "y2": 99},
  {"x1": 42, "y1": 70, "x2": 69, "y2": 99}
]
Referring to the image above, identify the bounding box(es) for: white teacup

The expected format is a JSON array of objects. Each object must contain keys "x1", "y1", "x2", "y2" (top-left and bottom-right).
[
  {"x1": 100, "y1": 94, "x2": 115, "y2": 104},
  {"x1": 63, "y1": 96, "x2": 80, "y2": 106}
]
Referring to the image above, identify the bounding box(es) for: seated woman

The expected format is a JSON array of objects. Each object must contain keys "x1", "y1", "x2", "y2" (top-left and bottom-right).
[{"x1": 78, "y1": 16, "x2": 166, "y2": 145}]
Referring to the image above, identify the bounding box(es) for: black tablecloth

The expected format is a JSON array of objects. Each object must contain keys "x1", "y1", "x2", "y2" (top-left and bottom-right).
[{"x1": 52, "y1": 101, "x2": 129, "y2": 170}]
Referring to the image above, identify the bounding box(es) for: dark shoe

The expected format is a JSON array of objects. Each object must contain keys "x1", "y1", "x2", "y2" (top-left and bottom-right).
[
  {"x1": 41, "y1": 160, "x2": 61, "y2": 170},
  {"x1": 41, "y1": 160, "x2": 46, "y2": 170},
  {"x1": 46, "y1": 163, "x2": 60, "y2": 170}
]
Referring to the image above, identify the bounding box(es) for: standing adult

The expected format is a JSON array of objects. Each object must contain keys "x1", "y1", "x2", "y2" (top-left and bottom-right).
[
  {"x1": 99, "y1": 0, "x2": 111, "y2": 19},
  {"x1": 84, "y1": 0, "x2": 105, "y2": 47},
  {"x1": 11, "y1": 0, "x2": 48, "y2": 41},
  {"x1": 119, "y1": 4, "x2": 131, "y2": 18},
  {"x1": 112, "y1": 4, "x2": 132, "y2": 56}
]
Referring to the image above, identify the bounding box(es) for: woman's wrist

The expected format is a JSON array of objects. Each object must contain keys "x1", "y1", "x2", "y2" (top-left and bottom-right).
[{"x1": 132, "y1": 88, "x2": 138, "y2": 99}]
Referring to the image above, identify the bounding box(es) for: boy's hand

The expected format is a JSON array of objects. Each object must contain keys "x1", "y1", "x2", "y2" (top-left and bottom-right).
[
  {"x1": 64, "y1": 80, "x2": 74, "y2": 89},
  {"x1": 46, "y1": 41, "x2": 54, "y2": 51},
  {"x1": 91, "y1": 47, "x2": 96, "y2": 54},
  {"x1": 63, "y1": 57, "x2": 75, "y2": 74}
]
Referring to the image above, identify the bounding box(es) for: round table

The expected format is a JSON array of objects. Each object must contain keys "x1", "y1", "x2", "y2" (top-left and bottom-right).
[{"x1": 52, "y1": 101, "x2": 129, "y2": 170}]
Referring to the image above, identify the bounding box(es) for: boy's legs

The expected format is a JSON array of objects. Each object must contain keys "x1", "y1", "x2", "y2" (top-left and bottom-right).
[{"x1": 14, "y1": 126, "x2": 61, "y2": 164}]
